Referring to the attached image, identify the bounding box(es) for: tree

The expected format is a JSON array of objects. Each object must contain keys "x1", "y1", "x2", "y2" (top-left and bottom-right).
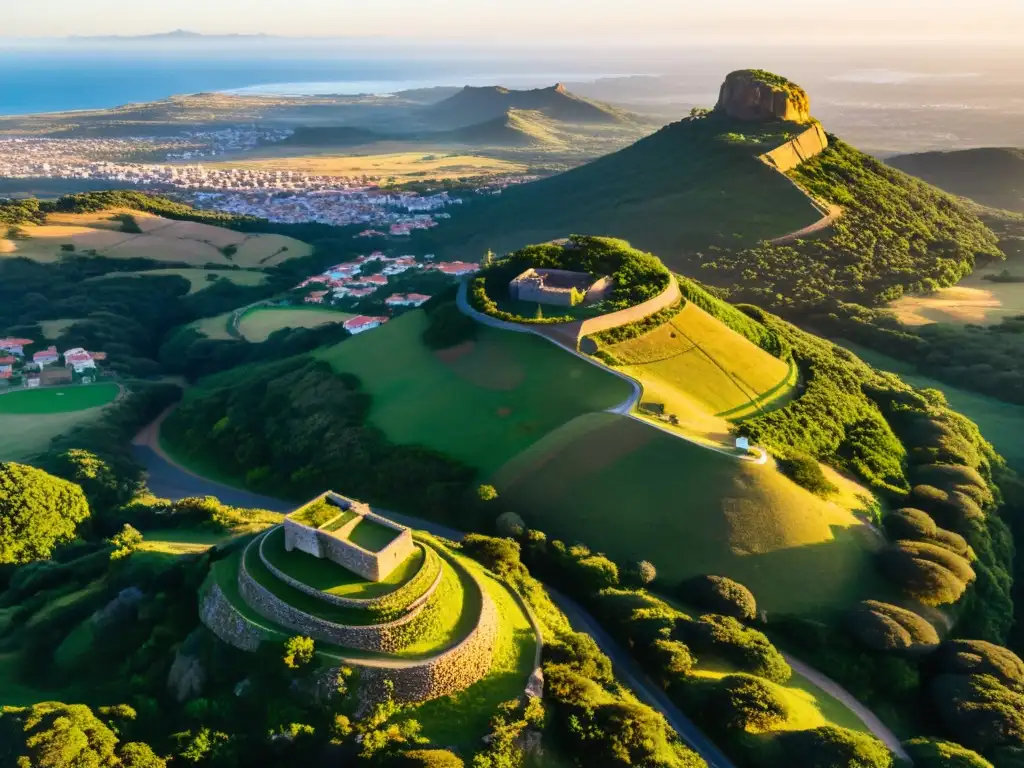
[
  {"x1": 0, "y1": 462, "x2": 90, "y2": 564},
  {"x1": 283, "y1": 636, "x2": 315, "y2": 669},
  {"x1": 108, "y1": 524, "x2": 143, "y2": 561},
  {"x1": 902, "y1": 738, "x2": 993, "y2": 768},
  {"x1": 632, "y1": 560, "x2": 657, "y2": 586},
  {"x1": 677, "y1": 575, "x2": 757, "y2": 621},
  {"x1": 477, "y1": 484, "x2": 498, "y2": 503}
]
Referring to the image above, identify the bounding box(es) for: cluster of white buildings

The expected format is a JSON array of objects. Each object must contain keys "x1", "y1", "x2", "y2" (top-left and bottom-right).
[{"x1": 0, "y1": 338, "x2": 106, "y2": 385}]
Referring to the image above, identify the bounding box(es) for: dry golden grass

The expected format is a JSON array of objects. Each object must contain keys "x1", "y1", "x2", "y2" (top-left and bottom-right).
[
  {"x1": 208, "y1": 149, "x2": 525, "y2": 180},
  {"x1": 40, "y1": 318, "x2": 80, "y2": 339},
  {"x1": 237, "y1": 307, "x2": 353, "y2": 342},
  {"x1": 0, "y1": 210, "x2": 312, "y2": 267},
  {"x1": 189, "y1": 312, "x2": 235, "y2": 340},
  {"x1": 889, "y1": 257, "x2": 1024, "y2": 326}
]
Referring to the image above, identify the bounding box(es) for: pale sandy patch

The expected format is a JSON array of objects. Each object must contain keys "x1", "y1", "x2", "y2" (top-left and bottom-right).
[{"x1": 891, "y1": 286, "x2": 1006, "y2": 326}]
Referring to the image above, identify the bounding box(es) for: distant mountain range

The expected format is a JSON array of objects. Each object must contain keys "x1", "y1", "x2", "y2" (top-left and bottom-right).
[
  {"x1": 69, "y1": 30, "x2": 274, "y2": 41},
  {"x1": 889, "y1": 148, "x2": 1024, "y2": 213},
  {"x1": 421, "y1": 84, "x2": 633, "y2": 129}
]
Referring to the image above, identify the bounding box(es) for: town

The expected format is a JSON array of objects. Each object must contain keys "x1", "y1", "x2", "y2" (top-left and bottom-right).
[{"x1": 0, "y1": 338, "x2": 106, "y2": 389}]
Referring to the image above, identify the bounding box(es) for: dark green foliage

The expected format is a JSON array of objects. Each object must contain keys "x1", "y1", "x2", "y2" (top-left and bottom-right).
[
  {"x1": 701, "y1": 138, "x2": 1001, "y2": 311},
  {"x1": 676, "y1": 575, "x2": 757, "y2": 621},
  {"x1": 161, "y1": 358, "x2": 475, "y2": 520},
  {"x1": 884, "y1": 508, "x2": 938, "y2": 541},
  {"x1": 877, "y1": 540, "x2": 975, "y2": 606},
  {"x1": 675, "y1": 614, "x2": 791, "y2": 683},
  {"x1": 461, "y1": 534, "x2": 522, "y2": 579},
  {"x1": 420, "y1": 301, "x2": 478, "y2": 350},
  {"x1": 902, "y1": 737, "x2": 993, "y2": 768},
  {"x1": 543, "y1": 631, "x2": 614, "y2": 684},
  {"x1": 647, "y1": 638, "x2": 695, "y2": 676},
  {"x1": 768, "y1": 725, "x2": 894, "y2": 768},
  {"x1": 706, "y1": 674, "x2": 789, "y2": 733},
  {"x1": 844, "y1": 600, "x2": 940, "y2": 652},
  {"x1": 931, "y1": 640, "x2": 1024, "y2": 689},
  {"x1": 776, "y1": 450, "x2": 838, "y2": 496},
  {"x1": 0, "y1": 462, "x2": 90, "y2": 564},
  {"x1": 931, "y1": 673, "x2": 1024, "y2": 754}
]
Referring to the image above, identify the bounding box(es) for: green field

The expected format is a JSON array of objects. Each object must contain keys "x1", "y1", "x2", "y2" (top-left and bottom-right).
[
  {"x1": 237, "y1": 307, "x2": 354, "y2": 343},
  {"x1": 607, "y1": 302, "x2": 797, "y2": 434},
  {"x1": 315, "y1": 310, "x2": 634, "y2": 474},
  {"x1": 189, "y1": 312, "x2": 235, "y2": 340},
  {"x1": 93, "y1": 267, "x2": 269, "y2": 295},
  {"x1": 495, "y1": 413, "x2": 887, "y2": 615},
  {"x1": 345, "y1": 516, "x2": 401, "y2": 552},
  {"x1": 0, "y1": 384, "x2": 120, "y2": 461},
  {"x1": 262, "y1": 526, "x2": 425, "y2": 599},
  {"x1": 834, "y1": 339, "x2": 1024, "y2": 472},
  {"x1": 0, "y1": 383, "x2": 119, "y2": 414}
]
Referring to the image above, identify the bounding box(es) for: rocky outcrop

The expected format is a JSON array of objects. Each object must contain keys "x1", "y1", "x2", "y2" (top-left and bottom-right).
[
  {"x1": 715, "y1": 70, "x2": 811, "y2": 124},
  {"x1": 167, "y1": 647, "x2": 206, "y2": 703}
]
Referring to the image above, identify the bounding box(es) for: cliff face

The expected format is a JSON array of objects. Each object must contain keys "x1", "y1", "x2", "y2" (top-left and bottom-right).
[{"x1": 715, "y1": 70, "x2": 812, "y2": 124}]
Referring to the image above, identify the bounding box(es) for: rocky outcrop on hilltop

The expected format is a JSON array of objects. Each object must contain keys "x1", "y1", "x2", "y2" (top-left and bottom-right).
[{"x1": 715, "y1": 69, "x2": 812, "y2": 123}]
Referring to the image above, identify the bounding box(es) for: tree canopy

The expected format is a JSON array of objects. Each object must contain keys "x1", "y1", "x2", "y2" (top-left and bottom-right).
[{"x1": 0, "y1": 462, "x2": 90, "y2": 564}]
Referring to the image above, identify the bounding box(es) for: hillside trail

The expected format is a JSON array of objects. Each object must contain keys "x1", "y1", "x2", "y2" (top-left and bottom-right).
[{"x1": 454, "y1": 279, "x2": 768, "y2": 465}]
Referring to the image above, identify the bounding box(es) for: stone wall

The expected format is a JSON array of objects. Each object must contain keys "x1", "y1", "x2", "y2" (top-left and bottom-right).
[
  {"x1": 760, "y1": 123, "x2": 829, "y2": 173},
  {"x1": 237, "y1": 535, "x2": 441, "y2": 653},
  {"x1": 352, "y1": 568, "x2": 499, "y2": 707},
  {"x1": 199, "y1": 582, "x2": 265, "y2": 652},
  {"x1": 259, "y1": 533, "x2": 439, "y2": 613},
  {"x1": 283, "y1": 518, "x2": 323, "y2": 558}
]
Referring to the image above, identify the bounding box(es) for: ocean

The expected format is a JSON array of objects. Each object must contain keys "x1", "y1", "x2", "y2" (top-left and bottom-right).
[{"x1": 0, "y1": 46, "x2": 637, "y2": 115}]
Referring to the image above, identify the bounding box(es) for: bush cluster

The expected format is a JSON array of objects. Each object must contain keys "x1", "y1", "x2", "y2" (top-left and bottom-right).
[
  {"x1": 844, "y1": 600, "x2": 940, "y2": 652},
  {"x1": 676, "y1": 575, "x2": 757, "y2": 621}
]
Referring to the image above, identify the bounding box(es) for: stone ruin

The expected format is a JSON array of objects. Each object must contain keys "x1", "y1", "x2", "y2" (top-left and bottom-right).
[{"x1": 509, "y1": 267, "x2": 612, "y2": 307}]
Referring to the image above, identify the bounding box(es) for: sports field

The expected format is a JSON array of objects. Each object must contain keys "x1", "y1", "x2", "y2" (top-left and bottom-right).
[
  {"x1": 208, "y1": 149, "x2": 525, "y2": 181},
  {"x1": 0, "y1": 383, "x2": 119, "y2": 414},
  {"x1": 494, "y1": 413, "x2": 887, "y2": 615},
  {"x1": 93, "y1": 267, "x2": 269, "y2": 295},
  {"x1": 0, "y1": 210, "x2": 311, "y2": 267},
  {"x1": 237, "y1": 307, "x2": 354, "y2": 342},
  {"x1": 315, "y1": 310, "x2": 634, "y2": 474},
  {"x1": 835, "y1": 339, "x2": 1024, "y2": 472},
  {"x1": 608, "y1": 302, "x2": 797, "y2": 435},
  {"x1": 0, "y1": 384, "x2": 120, "y2": 461}
]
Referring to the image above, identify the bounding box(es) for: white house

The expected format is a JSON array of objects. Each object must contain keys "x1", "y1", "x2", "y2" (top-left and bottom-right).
[
  {"x1": 385, "y1": 293, "x2": 431, "y2": 308},
  {"x1": 33, "y1": 346, "x2": 59, "y2": 367}
]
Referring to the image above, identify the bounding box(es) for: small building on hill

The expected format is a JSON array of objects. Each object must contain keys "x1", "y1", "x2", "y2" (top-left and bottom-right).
[
  {"x1": 283, "y1": 491, "x2": 416, "y2": 582},
  {"x1": 509, "y1": 268, "x2": 612, "y2": 307}
]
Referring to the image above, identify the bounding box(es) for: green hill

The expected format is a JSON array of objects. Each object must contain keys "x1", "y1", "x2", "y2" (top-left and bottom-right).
[
  {"x1": 445, "y1": 109, "x2": 567, "y2": 148},
  {"x1": 422, "y1": 83, "x2": 631, "y2": 129},
  {"x1": 424, "y1": 111, "x2": 821, "y2": 261},
  {"x1": 888, "y1": 147, "x2": 1024, "y2": 212}
]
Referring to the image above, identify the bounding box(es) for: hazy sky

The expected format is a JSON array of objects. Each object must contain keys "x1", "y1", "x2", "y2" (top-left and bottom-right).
[{"x1": 5, "y1": 0, "x2": 1024, "y2": 44}]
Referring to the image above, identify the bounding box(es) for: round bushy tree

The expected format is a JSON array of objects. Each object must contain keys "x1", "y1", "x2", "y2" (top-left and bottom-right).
[
  {"x1": 931, "y1": 640, "x2": 1024, "y2": 689},
  {"x1": 845, "y1": 600, "x2": 940, "y2": 652},
  {"x1": 677, "y1": 574, "x2": 757, "y2": 621},
  {"x1": 387, "y1": 749, "x2": 464, "y2": 767},
  {"x1": 902, "y1": 737, "x2": 993, "y2": 768},
  {"x1": 633, "y1": 560, "x2": 657, "y2": 586},
  {"x1": 0, "y1": 461, "x2": 90, "y2": 564},
  {"x1": 877, "y1": 540, "x2": 975, "y2": 606},
  {"x1": 772, "y1": 725, "x2": 894, "y2": 768}
]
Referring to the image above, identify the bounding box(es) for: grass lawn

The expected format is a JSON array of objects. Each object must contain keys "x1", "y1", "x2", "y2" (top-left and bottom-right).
[
  {"x1": 39, "y1": 318, "x2": 80, "y2": 339},
  {"x1": 189, "y1": 312, "x2": 235, "y2": 340},
  {"x1": 494, "y1": 413, "x2": 888, "y2": 615},
  {"x1": 315, "y1": 310, "x2": 634, "y2": 474},
  {"x1": 835, "y1": 339, "x2": 1024, "y2": 472},
  {"x1": 261, "y1": 526, "x2": 426, "y2": 599},
  {"x1": 92, "y1": 267, "x2": 269, "y2": 295},
  {"x1": 0, "y1": 409, "x2": 108, "y2": 461},
  {"x1": 237, "y1": 307, "x2": 354, "y2": 342},
  {"x1": 138, "y1": 527, "x2": 239, "y2": 556},
  {"x1": 0, "y1": 652, "x2": 79, "y2": 707},
  {"x1": 345, "y1": 517, "x2": 401, "y2": 552},
  {"x1": 0, "y1": 382, "x2": 119, "y2": 414},
  {"x1": 609, "y1": 302, "x2": 797, "y2": 428},
  {"x1": 412, "y1": 569, "x2": 537, "y2": 751}
]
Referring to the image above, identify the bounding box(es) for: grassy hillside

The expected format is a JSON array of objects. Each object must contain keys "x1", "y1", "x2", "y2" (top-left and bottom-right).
[
  {"x1": 446, "y1": 109, "x2": 567, "y2": 148},
  {"x1": 423, "y1": 83, "x2": 629, "y2": 128},
  {"x1": 425, "y1": 112, "x2": 820, "y2": 260},
  {"x1": 493, "y1": 413, "x2": 885, "y2": 614},
  {"x1": 314, "y1": 309, "x2": 633, "y2": 474},
  {"x1": 889, "y1": 148, "x2": 1024, "y2": 212}
]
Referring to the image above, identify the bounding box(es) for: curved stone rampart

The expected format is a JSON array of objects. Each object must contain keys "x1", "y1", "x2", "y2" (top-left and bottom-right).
[
  {"x1": 199, "y1": 582, "x2": 267, "y2": 652},
  {"x1": 238, "y1": 533, "x2": 442, "y2": 653},
  {"x1": 760, "y1": 123, "x2": 828, "y2": 174},
  {"x1": 259, "y1": 532, "x2": 439, "y2": 614},
  {"x1": 352, "y1": 563, "x2": 499, "y2": 706}
]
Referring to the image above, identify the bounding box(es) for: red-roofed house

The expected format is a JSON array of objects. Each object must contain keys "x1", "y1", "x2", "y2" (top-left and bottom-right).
[
  {"x1": 352, "y1": 274, "x2": 388, "y2": 286},
  {"x1": 0, "y1": 356, "x2": 16, "y2": 377},
  {"x1": 90, "y1": 352, "x2": 108, "y2": 361},
  {"x1": 343, "y1": 316, "x2": 387, "y2": 335},
  {"x1": 434, "y1": 261, "x2": 480, "y2": 276},
  {"x1": 385, "y1": 293, "x2": 431, "y2": 308},
  {"x1": 0, "y1": 338, "x2": 32, "y2": 356},
  {"x1": 33, "y1": 346, "x2": 59, "y2": 367},
  {"x1": 305, "y1": 291, "x2": 329, "y2": 305},
  {"x1": 0, "y1": 370, "x2": 11, "y2": 380}
]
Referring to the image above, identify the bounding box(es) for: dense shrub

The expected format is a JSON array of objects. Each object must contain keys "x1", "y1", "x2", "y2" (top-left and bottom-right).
[
  {"x1": 706, "y1": 674, "x2": 789, "y2": 733},
  {"x1": 931, "y1": 673, "x2": 1024, "y2": 753},
  {"x1": 902, "y1": 738, "x2": 993, "y2": 768},
  {"x1": 883, "y1": 508, "x2": 938, "y2": 541},
  {"x1": 776, "y1": 450, "x2": 838, "y2": 496},
  {"x1": 420, "y1": 301, "x2": 478, "y2": 350},
  {"x1": 647, "y1": 638, "x2": 696, "y2": 677},
  {"x1": 676, "y1": 575, "x2": 757, "y2": 621},
  {"x1": 543, "y1": 631, "x2": 614, "y2": 685},
  {"x1": 675, "y1": 614, "x2": 791, "y2": 683},
  {"x1": 877, "y1": 540, "x2": 975, "y2": 606},
  {"x1": 0, "y1": 462, "x2": 90, "y2": 564},
  {"x1": 845, "y1": 600, "x2": 940, "y2": 652},
  {"x1": 386, "y1": 749, "x2": 464, "y2": 767},
  {"x1": 930, "y1": 640, "x2": 1024, "y2": 689},
  {"x1": 769, "y1": 725, "x2": 894, "y2": 768}
]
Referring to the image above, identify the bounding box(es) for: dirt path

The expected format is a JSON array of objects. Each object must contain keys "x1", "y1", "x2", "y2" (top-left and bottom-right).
[
  {"x1": 783, "y1": 653, "x2": 910, "y2": 761},
  {"x1": 769, "y1": 203, "x2": 843, "y2": 245}
]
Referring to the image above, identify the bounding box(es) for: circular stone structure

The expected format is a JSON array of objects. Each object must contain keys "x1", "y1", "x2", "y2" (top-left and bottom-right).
[{"x1": 199, "y1": 493, "x2": 501, "y2": 705}]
